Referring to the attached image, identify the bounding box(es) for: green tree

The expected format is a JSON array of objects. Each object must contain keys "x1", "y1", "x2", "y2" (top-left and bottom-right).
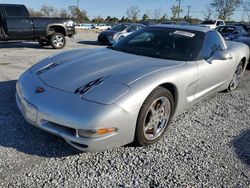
[{"x1": 142, "y1": 14, "x2": 149, "y2": 20}]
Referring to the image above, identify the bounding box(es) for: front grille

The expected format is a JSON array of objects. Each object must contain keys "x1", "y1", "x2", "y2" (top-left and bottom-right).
[
  {"x1": 98, "y1": 35, "x2": 109, "y2": 43},
  {"x1": 41, "y1": 121, "x2": 76, "y2": 136}
]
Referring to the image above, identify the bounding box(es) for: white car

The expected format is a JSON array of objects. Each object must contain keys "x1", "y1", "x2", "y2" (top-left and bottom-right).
[
  {"x1": 96, "y1": 24, "x2": 111, "y2": 30},
  {"x1": 200, "y1": 20, "x2": 225, "y2": 30},
  {"x1": 75, "y1": 23, "x2": 93, "y2": 30}
]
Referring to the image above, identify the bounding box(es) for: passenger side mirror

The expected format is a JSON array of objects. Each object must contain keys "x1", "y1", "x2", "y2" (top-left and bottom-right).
[
  {"x1": 233, "y1": 31, "x2": 239, "y2": 35},
  {"x1": 208, "y1": 50, "x2": 232, "y2": 61}
]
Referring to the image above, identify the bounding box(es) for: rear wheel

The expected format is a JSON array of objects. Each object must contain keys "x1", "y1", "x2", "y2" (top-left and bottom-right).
[
  {"x1": 134, "y1": 87, "x2": 174, "y2": 146},
  {"x1": 227, "y1": 62, "x2": 243, "y2": 92},
  {"x1": 50, "y1": 32, "x2": 66, "y2": 49}
]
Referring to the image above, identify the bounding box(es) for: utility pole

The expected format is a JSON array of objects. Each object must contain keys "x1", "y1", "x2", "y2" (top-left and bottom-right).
[
  {"x1": 177, "y1": 0, "x2": 182, "y2": 19},
  {"x1": 187, "y1": 5, "x2": 191, "y2": 18},
  {"x1": 77, "y1": 0, "x2": 79, "y2": 8}
]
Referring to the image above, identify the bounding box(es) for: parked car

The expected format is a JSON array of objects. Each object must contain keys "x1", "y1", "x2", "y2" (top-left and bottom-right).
[
  {"x1": 75, "y1": 23, "x2": 94, "y2": 30},
  {"x1": 95, "y1": 23, "x2": 111, "y2": 30},
  {"x1": 0, "y1": 4, "x2": 76, "y2": 49},
  {"x1": 215, "y1": 25, "x2": 250, "y2": 48},
  {"x1": 16, "y1": 25, "x2": 249, "y2": 151},
  {"x1": 232, "y1": 23, "x2": 250, "y2": 34},
  {"x1": 200, "y1": 20, "x2": 225, "y2": 29},
  {"x1": 98, "y1": 23, "x2": 145, "y2": 44}
]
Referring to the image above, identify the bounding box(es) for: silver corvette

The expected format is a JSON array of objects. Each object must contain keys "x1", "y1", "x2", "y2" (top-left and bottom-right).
[{"x1": 16, "y1": 25, "x2": 249, "y2": 151}]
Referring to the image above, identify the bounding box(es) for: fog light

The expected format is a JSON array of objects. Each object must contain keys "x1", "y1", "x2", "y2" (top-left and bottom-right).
[{"x1": 78, "y1": 128, "x2": 117, "y2": 138}]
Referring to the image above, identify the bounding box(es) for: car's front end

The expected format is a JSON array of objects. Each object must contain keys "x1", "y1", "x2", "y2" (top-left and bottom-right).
[
  {"x1": 97, "y1": 30, "x2": 118, "y2": 44},
  {"x1": 16, "y1": 68, "x2": 136, "y2": 152},
  {"x1": 63, "y1": 19, "x2": 77, "y2": 37}
]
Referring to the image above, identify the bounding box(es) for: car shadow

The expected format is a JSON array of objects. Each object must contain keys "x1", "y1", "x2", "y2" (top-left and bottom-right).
[
  {"x1": 0, "y1": 41, "x2": 52, "y2": 49},
  {"x1": 232, "y1": 129, "x2": 250, "y2": 166},
  {"x1": 77, "y1": 40, "x2": 107, "y2": 46},
  {"x1": 0, "y1": 80, "x2": 81, "y2": 157}
]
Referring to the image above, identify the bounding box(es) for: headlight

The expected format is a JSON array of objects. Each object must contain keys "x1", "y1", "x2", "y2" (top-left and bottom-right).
[
  {"x1": 77, "y1": 128, "x2": 117, "y2": 138},
  {"x1": 64, "y1": 21, "x2": 75, "y2": 27}
]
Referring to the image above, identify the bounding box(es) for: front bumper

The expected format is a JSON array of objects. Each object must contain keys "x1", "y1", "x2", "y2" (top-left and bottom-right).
[
  {"x1": 97, "y1": 34, "x2": 114, "y2": 45},
  {"x1": 66, "y1": 27, "x2": 76, "y2": 37},
  {"x1": 16, "y1": 70, "x2": 136, "y2": 151}
]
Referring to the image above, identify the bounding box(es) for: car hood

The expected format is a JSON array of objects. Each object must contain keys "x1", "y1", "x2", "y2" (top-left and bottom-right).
[{"x1": 31, "y1": 48, "x2": 185, "y2": 92}]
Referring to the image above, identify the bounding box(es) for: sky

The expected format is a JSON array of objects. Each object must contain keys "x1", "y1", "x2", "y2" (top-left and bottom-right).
[{"x1": 1, "y1": 0, "x2": 247, "y2": 21}]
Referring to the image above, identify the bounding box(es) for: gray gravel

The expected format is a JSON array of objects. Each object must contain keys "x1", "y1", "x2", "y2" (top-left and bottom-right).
[{"x1": 0, "y1": 31, "x2": 249, "y2": 187}]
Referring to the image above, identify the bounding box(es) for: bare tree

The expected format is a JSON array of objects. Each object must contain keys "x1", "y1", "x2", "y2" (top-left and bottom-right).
[
  {"x1": 28, "y1": 8, "x2": 43, "y2": 17},
  {"x1": 211, "y1": 0, "x2": 241, "y2": 20},
  {"x1": 59, "y1": 8, "x2": 69, "y2": 18},
  {"x1": 145, "y1": 9, "x2": 153, "y2": 19},
  {"x1": 153, "y1": 7, "x2": 164, "y2": 20},
  {"x1": 203, "y1": 6, "x2": 214, "y2": 20},
  {"x1": 40, "y1": 5, "x2": 56, "y2": 17},
  {"x1": 68, "y1": 5, "x2": 89, "y2": 23},
  {"x1": 126, "y1": 6, "x2": 140, "y2": 22},
  {"x1": 241, "y1": 1, "x2": 250, "y2": 22},
  {"x1": 171, "y1": 5, "x2": 183, "y2": 19}
]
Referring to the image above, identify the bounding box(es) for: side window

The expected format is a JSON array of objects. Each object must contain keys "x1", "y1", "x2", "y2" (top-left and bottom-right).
[
  {"x1": 127, "y1": 25, "x2": 137, "y2": 32},
  {"x1": 4, "y1": 5, "x2": 28, "y2": 17},
  {"x1": 203, "y1": 31, "x2": 225, "y2": 59},
  {"x1": 137, "y1": 25, "x2": 144, "y2": 30},
  {"x1": 216, "y1": 21, "x2": 224, "y2": 26}
]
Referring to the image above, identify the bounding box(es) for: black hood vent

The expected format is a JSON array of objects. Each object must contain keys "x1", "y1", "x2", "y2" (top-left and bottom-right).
[{"x1": 74, "y1": 75, "x2": 111, "y2": 96}]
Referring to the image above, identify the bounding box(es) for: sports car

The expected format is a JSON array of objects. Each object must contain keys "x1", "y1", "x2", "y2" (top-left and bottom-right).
[{"x1": 16, "y1": 25, "x2": 249, "y2": 152}]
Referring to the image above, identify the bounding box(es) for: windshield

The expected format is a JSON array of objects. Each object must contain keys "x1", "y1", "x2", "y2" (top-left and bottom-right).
[
  {"x1": 111, "y1": 27, "x2": 205, "y2": 61},
  {"x1": 201, "y1": 20, "x2": 216, "y2": 25},
  {"x1": 216, "y1": 26, "x2": 235, "y2": 33},
  {"x1": 111, "y1": 24, "x2": 128, "y2": 31}
]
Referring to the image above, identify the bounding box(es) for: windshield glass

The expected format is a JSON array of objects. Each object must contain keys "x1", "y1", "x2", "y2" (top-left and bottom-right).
[
  {"x1": 215, "y1": 26, "x2": 235, "y2": 33},
  {"x1": 201, "y1": 20, "x2": 216, "y2": 24},
  {"x1": 111, "y1": 24, "x2": 128, "y2": 31},
  {"x1": 111, "y1": 27, "x2": 204, "y2": 61}
]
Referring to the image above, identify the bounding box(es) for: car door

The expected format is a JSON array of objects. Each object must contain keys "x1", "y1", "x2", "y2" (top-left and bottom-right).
[
  {"x1": 3, "y1": 4, "x2": 33, "y2": 39},
  {"x1": 194, "y1": 31, "x2": 235, "y2": 99}
]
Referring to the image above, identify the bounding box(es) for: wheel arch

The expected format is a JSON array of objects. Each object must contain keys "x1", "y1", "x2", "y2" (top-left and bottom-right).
[
  {"x1": 47, "y1": 24, "x2": 67, "y2": 36},
  {"x1": 158, "y1": 82, "x2": 178, "y2": 114},
  {"x1": 240, "y1": 57, "x2": 247, "y2": 69}
]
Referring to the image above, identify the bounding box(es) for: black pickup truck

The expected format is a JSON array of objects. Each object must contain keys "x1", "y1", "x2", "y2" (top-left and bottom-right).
[{"x1": 0, "y1": 4, "x2": 76, "y2": 49}]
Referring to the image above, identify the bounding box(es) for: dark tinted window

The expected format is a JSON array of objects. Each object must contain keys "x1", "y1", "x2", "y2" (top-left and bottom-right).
[
  {"x1": 4, "y1": 5, "x2": 28, "y2": 17},
  {"x1": 112, "y1": 24, "x2": 128, "y2": 31},
  {"x1": 201, "y1": 20, "x2": 216, "y2": 24},
  {"x1": 203, "y1": 31, "x2": 225, "y2": 59},
  {"x1": 137, "y1": 25, "x2": 145, "y2": 30},
  {"x1": 112, "y1": 27, "x2": 205, "y2": 61},
  {"x1": 127, "y1": 25, "x2": 137, "y2": 32},
  {"x1": 216, "y1": 26, "x2": 236, "y2": 34}
]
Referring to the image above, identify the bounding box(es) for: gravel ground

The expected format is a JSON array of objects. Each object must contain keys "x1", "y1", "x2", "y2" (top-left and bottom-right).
[{"x1": 0, "y1": 31, "x2": 249, "y2": 187}]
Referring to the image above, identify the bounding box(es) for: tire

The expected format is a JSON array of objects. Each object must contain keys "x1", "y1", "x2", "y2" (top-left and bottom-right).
[
  {"x1": 227, "y1": 62, "x2": 243, "y2": 92},
  {"x1": 50, "y1": 32, "x2": 66, "y2": 49},
  {"x1": 134, "y1": 86, "x2": 174, "y2": 146}
]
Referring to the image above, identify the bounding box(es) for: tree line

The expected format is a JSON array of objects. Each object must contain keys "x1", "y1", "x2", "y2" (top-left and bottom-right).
[{"x1": 29, "y1": 0, "x2": 250, "y2": 24}]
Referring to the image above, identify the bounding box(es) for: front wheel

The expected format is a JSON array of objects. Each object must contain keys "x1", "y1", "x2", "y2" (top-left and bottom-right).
[
  {"x1": 50, "y1": 33, "x2": 66, "y2": 49},
  {"x1": 134, "y1": 87, "x2": 174, "y2": 146},
  {"x1": 227, "y1": 62, "x2": 243, "y2": 92}
]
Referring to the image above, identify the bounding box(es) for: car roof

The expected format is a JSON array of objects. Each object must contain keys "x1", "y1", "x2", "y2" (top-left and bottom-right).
[{"x1": 149, "y1": 24, "x2": 210, "y2": 33}]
